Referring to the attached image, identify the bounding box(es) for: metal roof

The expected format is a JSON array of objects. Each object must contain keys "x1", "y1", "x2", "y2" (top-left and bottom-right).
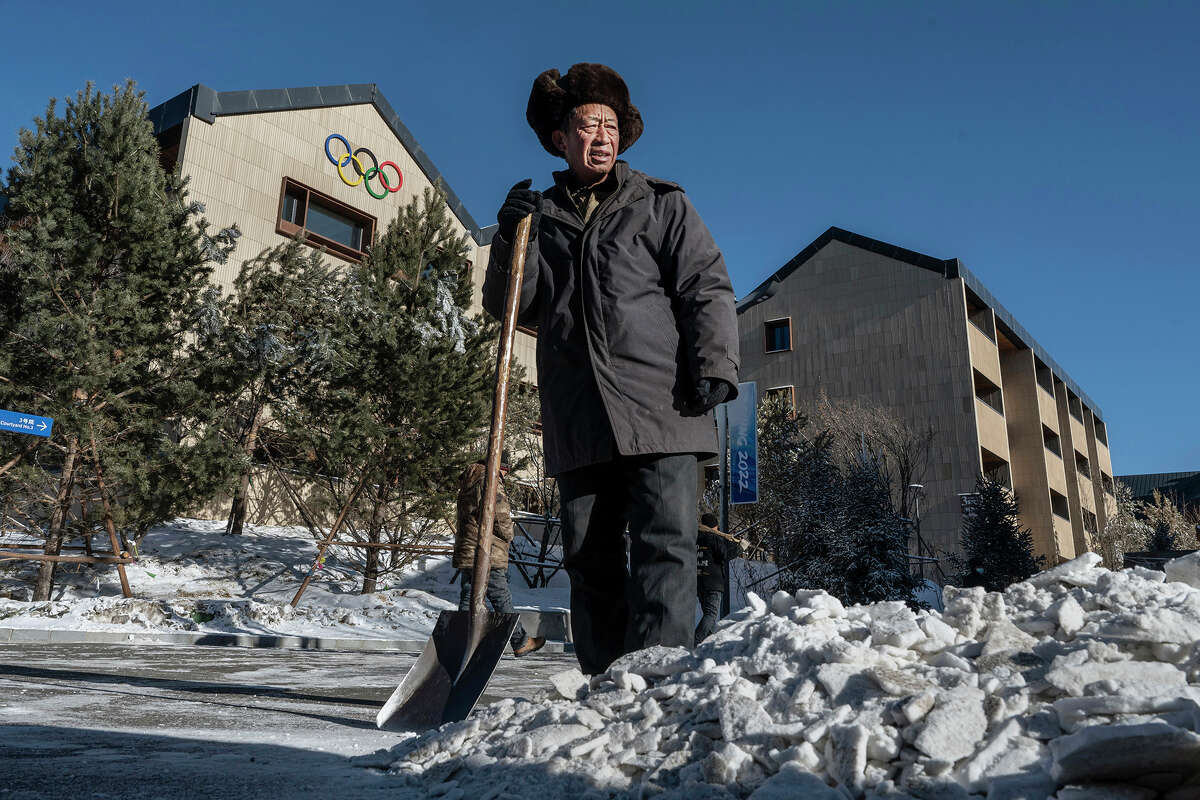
[
  {"x1": 738, "y1": 226, "x2": 1104, "y2": 416},
  {"x1": 1116, "y1": 471, "x2": 1200, "y2": 503},
  {"x1": 147, "y1": 84, "x2": 497, "y2": 246}
]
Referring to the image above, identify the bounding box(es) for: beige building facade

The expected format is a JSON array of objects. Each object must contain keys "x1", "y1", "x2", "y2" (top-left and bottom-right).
[
  {"x1": 737, "y1": 227, "x2": 1116, "y2": 568},
  {"x1": 148, "y1": 83, "x2": 538, "y2": 382}
]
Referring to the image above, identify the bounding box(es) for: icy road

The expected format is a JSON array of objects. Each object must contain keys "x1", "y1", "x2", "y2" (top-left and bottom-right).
[{"x1": 0, "y1": 642, "x2": 577, "y2": 799}]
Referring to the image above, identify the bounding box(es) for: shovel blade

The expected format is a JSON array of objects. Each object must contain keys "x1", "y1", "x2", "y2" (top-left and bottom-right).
[{"x1": 376, "y1": 610, "x2": 520, "y2": 732}]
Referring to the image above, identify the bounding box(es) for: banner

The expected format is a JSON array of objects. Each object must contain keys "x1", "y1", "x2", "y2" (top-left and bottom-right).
[{"x1": 728, "y1": 381, "x2": 758, "y2": 504}]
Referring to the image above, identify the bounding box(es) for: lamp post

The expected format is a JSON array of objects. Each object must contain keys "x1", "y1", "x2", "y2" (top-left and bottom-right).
[{"x1": 908, "y1": 483, "x2": 925, "y2": 579}]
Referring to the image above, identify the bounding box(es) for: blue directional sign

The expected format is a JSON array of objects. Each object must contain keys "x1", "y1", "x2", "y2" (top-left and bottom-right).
[
  {"x1": 0, "y1": 409, "x2": 54, "y2": 438},
  {"x1": 728, "y1": 381, "x2": 758, "y2": 504}
]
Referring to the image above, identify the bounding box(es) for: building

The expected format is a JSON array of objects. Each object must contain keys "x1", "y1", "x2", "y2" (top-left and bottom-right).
[
  {"x1": 1118, "y1": 471, "x2": 1200, "y2": 510},
  {"x1": 146, "y1": 83, "x2": 538, "y2": 382},
  {"x1": 736, "y1": 227, "x2": 1117, "y2": 567}
]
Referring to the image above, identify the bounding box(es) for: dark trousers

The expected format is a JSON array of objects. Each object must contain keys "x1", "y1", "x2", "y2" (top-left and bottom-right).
[
  {"x1": 557, "y1": 453, "x2": 698, "y2": 675},
  {"x1": 459, "y1": 566, "x2": 527, "y2": 650},
  {"x1": 694, "y1": 587, "x2": 724, "y2": 644}
]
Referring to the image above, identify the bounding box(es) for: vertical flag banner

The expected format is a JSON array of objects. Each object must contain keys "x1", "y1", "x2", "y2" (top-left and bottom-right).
[{"x1": 728, "y1": 381, "x2": 758, "y2": 505}]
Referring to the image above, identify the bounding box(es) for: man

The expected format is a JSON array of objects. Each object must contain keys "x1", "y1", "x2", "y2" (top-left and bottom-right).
[
  {"x1": 483, "y1": 63, "x2": 739, "y2": 674},
  {"x1": 454, "y1": 456, "x2": 545, "y2": 657},
  {"x1": 694, "y1": 512, "x2": 744, "y2": 644}
]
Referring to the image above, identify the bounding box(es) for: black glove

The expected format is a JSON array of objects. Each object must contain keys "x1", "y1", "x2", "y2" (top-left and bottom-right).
[
  {"x1": 686, "y1": 378, "x2": 733, "y2": 415},
  {"x1": 497, "y1": 179, "x2": 542, "y2": 243}
]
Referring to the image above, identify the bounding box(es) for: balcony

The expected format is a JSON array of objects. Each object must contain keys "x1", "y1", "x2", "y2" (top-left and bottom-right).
[
  {"x1": 968, "y1": 321, "x2": 1003, "y2": 386},
  {"x1": 975, "y1": 398, "x2": 1010, "y2": 462},
  {"x1": 1053, "y1": 515, "x2": 1075, "y2": 560},
  {"x1": 1038, "y1": 386, "x2": 1059, "y2": 428}
]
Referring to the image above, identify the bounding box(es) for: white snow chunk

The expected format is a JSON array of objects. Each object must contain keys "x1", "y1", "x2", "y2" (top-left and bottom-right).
[
  {"x1": 748, "y1": 762, "x2": 843, "y2": 799},
  {"x1": 868, "y1": 601, "x2": 925, "y2": 649},
  {"x1": 913, "y1": 687, "x2": 987, "y2": 762},
  {"x1": 606, "y1": 645, "x2": 695, "y2": 678},
  {"x1": 718, "y1": 691, "x2": 774, "y2": 741},
  {"x1": 549, "y1": 668, "x2": 589, "y2": 700},
  {"x1": 980, "y1": 618, "x2": 1038, "y2": 657},
  {"x1": 1164, "y1": 551, "x2": 1200, "y2": 589},
  {"x1": 1027, "y1": 552, "x2": 1104, "y2": 589},
  {"x1": 1048, "y1": 595, "x2": 1085, "y2": 638},
  {"x1": 1045, "y1": 659, "x2": 1186, "y2": 697},
  {"x1": 1051, "y1": 721, "x2": 1200, "y2": 786},
  {"x1": 828, "y1": 723, "x2": 869, "y2": 790}
]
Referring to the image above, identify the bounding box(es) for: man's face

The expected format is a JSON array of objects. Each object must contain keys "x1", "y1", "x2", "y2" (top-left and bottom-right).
[{"x1": 551, "y1": 103, "x2": 620, "y2": 185}]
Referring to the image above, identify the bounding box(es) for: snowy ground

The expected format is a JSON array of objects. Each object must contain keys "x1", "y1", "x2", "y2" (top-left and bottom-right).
[{"x1": 0, "y1": 518, "x2": 570, "y2": 641}]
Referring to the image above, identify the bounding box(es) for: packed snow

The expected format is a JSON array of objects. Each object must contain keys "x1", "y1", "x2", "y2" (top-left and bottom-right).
[
  {"x1": 0, "y1": 518, "x2": 568, "y2": 640},
  {"x1": 374, "y1": 552, "x2": 1200, "y2": 799}
]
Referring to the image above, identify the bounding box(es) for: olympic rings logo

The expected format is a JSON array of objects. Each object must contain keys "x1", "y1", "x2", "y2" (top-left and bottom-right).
[{"x1": 324, "y1": 134, "x2": 404, "y2": 200}]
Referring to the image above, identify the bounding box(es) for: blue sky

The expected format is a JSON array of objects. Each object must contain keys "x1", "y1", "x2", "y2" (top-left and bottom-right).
[{"x1": 1, "y1": 1, "x2": 1196, "y2": 475}]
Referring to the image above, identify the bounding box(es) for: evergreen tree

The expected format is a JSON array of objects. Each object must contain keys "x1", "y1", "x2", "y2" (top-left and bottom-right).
[
  {"x1": 834, "y1": 454, "x2": 923, "y2": 606},
  {"x1": 198, "y1": 240, "x2": 345, "y2": 535},
  {"x1": 0, "y1": 82, "x2": 240, "y2": 600},
  {"x1": 753, "y1": 395, "x2": 922, "y2": 606},
  {"x1": 952, "y1": 475, "x2": 1045, "y2": 592},
  {"x1": 288, "y1": 188, "x2": 496, "y2": 593}
]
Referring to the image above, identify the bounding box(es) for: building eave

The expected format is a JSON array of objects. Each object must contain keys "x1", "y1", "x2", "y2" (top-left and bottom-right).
[{"x1": 147, "y1": 84, "x2": 491, "y2": 246}]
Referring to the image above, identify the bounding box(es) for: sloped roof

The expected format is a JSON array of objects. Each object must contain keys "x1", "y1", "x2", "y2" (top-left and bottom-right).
[
  {"x1": 147, "y1": 84, "x2": 498, "y2": 245},
  {"x1": 1117, "y1": 471, "x2": 1200, "y2": 504},
  {"x1": 738, "y1": 226, "x2": 1103, "y2": 416}
]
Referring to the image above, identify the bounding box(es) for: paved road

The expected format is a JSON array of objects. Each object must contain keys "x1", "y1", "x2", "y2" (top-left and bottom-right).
[{"x1": 0, "y1": 642, "x2": 579, "y2": 799}]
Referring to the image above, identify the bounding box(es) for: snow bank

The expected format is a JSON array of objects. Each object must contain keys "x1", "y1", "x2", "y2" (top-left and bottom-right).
[
  {"x1": 0, "y1": 518, "x2": 567, "y2": 640},
  {"x1": 376, "y1": 553, "x2": 1200, "y2": 799}
]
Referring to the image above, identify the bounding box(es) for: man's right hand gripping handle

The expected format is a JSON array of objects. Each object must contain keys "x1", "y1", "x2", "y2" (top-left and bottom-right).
[{"x1": 497, "y1": 179, "x2": 542, "y2": 244}]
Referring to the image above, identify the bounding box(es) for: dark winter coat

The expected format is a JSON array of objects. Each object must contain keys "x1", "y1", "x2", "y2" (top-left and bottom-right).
[
  {"x1": 484, "y1": 162, "x2": 740, "y2": 476},
  {"x1": 453, "y1": 463, "x2": 515, "y2": 570},
  {"x1": 697, "y1": 525, "x2": 741, "y2": 594}
]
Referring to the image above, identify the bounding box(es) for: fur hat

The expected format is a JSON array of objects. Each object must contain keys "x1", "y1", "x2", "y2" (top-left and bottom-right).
[{"x1": 526, "y1": 63, "x2": 643, "y2": 157}]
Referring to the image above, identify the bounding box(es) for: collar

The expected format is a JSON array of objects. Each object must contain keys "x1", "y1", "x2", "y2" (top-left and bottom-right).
[{"x1": 544, "y1": 162, "x2": 647, "y2": 229}]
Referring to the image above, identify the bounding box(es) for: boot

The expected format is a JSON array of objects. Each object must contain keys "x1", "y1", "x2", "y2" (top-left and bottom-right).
[{"x1": 513, "y1": 636, "x2": 546, "y2": 657}]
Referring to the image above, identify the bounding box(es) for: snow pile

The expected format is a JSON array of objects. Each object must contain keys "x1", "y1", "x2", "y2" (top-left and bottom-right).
[
  {"x1": 377, "y1": 552, "x2": 1200, "y2": 799},
  {"x1": 0, "y1": 518, "x2": 567, "y2": 640}
]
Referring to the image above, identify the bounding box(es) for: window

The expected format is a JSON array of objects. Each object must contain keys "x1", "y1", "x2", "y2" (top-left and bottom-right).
[
  {"x1": 1068, "y1": 391, "x2": 1083, "y2": 422},
  {"x1": 1043, "y1": 425, "x2": 1061, "y2": 458},
  {"x1": 764, "y1": 318, "x2": 791, "y2": 353},
  {"x1": 1050, "y1": 490, "x2": 1071, "y2": 521},
  {"x1": 1082, "y1": 509, "x2": 1097, "y2": 535},
  {"x1": 277, "y1": 177, "x2": 376, "y2": 262},
  {"x1": 764, "y1": 385, "x2": 795, "y2": 410},
  {"x1": 1094, "y1": 419, "x2": 1109, "y2": 446},
  {"x1": 1101, "y1": 473, "x2": 1115, "y2": 496},
  {"x1": 1035, "y1": 359, "x2": 1055, "y2": 395},
  {"x1": 1075, "y1": 451, "x2": 1091, "y2": 480},
  {"x1": 973, "y1": 370, "x2": 1004, "y2": 415},
  {"x1": 965, "y1": 288, "x2": 995, "y2": 341},
  {"x1": 981, "y1": 448, "x2": 1011, "y2": 489}
]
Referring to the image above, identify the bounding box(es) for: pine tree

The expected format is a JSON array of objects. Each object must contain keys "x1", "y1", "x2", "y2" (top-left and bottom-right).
[
  {"x1": 835, "y1": 454, "x2": 923, "y2": 606},
  {"x1": 952, "y1": 475, "x2": 1045, "y2": 592},
  {"x1": 753, "y1": 396, "x2": 922, "y2": 606},
  {"x1": 288, "y1": 188, "x2": 496, "y2": 593},
  {"x1": 198, "y1": 240, "x2": 346, "y2": 535},
  {"x1": 0, "y1": 82, "x2": 241, "y2": 600}
]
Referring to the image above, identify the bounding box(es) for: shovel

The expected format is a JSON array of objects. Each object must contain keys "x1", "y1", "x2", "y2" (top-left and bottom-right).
[{"x1": 376, "y1": 214, "x2": 533, "y2": 732}]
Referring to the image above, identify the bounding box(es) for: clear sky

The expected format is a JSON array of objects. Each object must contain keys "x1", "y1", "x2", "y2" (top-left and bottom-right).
[{"x1": 1, "y1": 0, "x2": 1195, "y2": 475}]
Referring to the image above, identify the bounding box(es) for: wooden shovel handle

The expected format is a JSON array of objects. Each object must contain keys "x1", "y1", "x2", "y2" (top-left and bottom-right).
[{"x1": 470, "y1": 214, "x2": 532, "y2": 617}]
